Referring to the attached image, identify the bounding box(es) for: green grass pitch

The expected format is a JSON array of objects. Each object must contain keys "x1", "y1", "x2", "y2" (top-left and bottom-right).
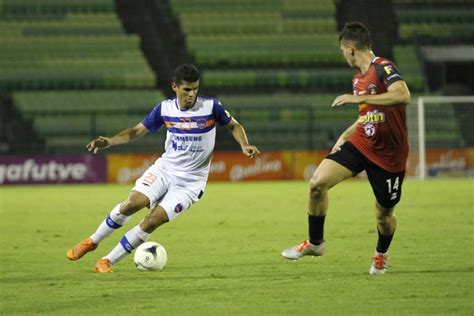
[{"x1": 0, "y1": 179, "x2": 473, "y2": 315}]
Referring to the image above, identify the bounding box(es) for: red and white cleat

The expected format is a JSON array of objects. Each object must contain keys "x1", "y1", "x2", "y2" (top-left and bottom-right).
[
  {"x1": 369, "y1": 252, "x2": 388, "y2": 275},
  {"x1": 281, "y1": 240, "x2": 325, "y2": 260}
]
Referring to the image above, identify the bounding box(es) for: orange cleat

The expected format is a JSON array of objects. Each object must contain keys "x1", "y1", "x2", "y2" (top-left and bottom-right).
[
  {"x1": 66, "y1": 238, "x2": 97, "y2": 261},
  {"x1": 92, "y1": 258, "x2": 113, "y2": 273}
]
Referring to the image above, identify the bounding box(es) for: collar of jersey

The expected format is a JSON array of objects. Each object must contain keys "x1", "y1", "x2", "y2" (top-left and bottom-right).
[
  {"x1": 358, "y1": 56, "x2": 379, "y2": 76},
  {"x1": 175, "y1": 98, "x2": 197, "y2": 112},
  {"x1": 371, "y1": 56, "x2": 380, "y2": 64}
]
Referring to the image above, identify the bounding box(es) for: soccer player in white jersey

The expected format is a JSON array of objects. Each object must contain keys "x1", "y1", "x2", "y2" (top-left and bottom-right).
[{"x1": 67, "y1": 64, "x2": 260, "y2": 273}]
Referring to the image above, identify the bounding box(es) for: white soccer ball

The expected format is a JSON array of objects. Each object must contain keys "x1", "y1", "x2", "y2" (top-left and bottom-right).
[{"x1": 134, "y1": 241, "x2": 167, "y2": 271}]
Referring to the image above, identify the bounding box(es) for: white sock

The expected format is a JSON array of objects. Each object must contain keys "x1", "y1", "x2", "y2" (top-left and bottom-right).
[
  {"x1": 90, "y1": 204, "x2": 131, "y2": 244},
  {"x1": 105, "y1": 225, "x2": 150, "y2": 264}
]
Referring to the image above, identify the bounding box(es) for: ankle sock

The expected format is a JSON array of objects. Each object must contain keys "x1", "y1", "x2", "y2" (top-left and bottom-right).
[
  {"x1": 90, "y1": 204, "x2": 131, "y2": 244},
  {"x1": 105, "y1": 225, "x2": 150, "y2": 264},
  {"x1": 376, "y1": 229, "x2": 394, "y2": 254},
  {"x1": 308, "y1": 214, "x2": 325, "y2": 246}
]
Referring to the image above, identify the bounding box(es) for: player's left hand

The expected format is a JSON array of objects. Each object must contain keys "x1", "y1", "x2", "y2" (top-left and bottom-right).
[
  {"x1": 331, "y1": 94, "x2": 362, "y2": 107},
  {"x1": 242, "y1": 145, "x2": 261, "y2": 159}
]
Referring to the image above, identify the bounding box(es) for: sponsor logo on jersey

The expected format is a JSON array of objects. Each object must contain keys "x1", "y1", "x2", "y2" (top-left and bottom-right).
[
  {"x1": 172, "y1": 135, "x2": 203, "y2": 152},
  {"x1": 190, "y1": 146, "x2": 204, "y2": 153},
  {"x1": 164, "y1": 117, "x2": 215, "y2": 131},
  {"x1": 174, "y1": 135, "x2": 202, "y2": 142},
  {"x1": 387, "y1": 73, "x2": 401, "y2": 81},
  {"x1": 179, "y1": 118, "x2": 193, "y2": 130},
  {"x1": 172, "y1": 140, "x2": 187, "y2": 151},
  {"x1": 384, "y1": 65, "x2": 393, "y2": 74},
  {"x1": 358, "y1": 110, "x2": 385, "y2": 124}
]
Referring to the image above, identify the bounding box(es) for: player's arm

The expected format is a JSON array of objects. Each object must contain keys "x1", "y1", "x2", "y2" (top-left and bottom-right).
[
  {"x1": 225, "y1": 117, "x2": 261, "y2": 159},
  {"x1": 86, "y1": 122, "x2": 149, "y2": 154},
  {"x1": 331, "y1": 81, "x2": 411, "y2": 107},
  {"x1": 331, "y1": 120, "x2": 358, "y2": 153}
]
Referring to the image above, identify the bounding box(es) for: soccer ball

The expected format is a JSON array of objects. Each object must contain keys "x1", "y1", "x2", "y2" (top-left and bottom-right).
[{"x1": 134, "y1": 241, "x2": 167, "y2": 271}]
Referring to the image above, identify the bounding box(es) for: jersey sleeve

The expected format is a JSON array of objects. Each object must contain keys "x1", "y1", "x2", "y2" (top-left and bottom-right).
[
  {"x1": 375, "y1": 61, "x2": 404, "y2": 89},
  {"x1": 212, "y1": 99, "x2": 232, "y2": 126},
  {"x1": 141, "y1": 103, "x2": 164, "y2": 133}
]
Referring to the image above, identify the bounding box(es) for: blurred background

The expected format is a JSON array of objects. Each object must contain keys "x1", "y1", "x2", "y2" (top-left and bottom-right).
[{"x1": 0, "y1": 0, "x2": 473, "y2": 184}]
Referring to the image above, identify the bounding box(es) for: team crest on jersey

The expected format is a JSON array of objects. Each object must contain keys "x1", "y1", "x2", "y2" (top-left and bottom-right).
[
  {"x1": 196, "y1": 118, "x2": 207, "y2": 128},
  {"x1": 364, "y1": 123, "x2": 376, "y2": 137},
  {"x1": 358, "y1": 110, "x2": 384, "y2": 137},
  {"x1": 368, "y1": 83, "x2": 377, "y2": 95}
]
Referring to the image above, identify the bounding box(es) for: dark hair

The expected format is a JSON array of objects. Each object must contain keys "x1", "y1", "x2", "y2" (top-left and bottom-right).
[
  {"x1": 173, "y1": 64, "x2": 200, "y2": 84},
  {"x1": 339, "y1": 21, "x2": 372, "y2": 50}
]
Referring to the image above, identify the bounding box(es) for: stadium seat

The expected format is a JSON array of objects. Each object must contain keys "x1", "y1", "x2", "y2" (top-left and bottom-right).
[
  {"x1": 0, "y1": 0, "x2": 114, "y2": 17},
  {"x1": 0, "y1": 13, "x2": 155, "y2": 90},
  {"x1": 4, "y1": 0, "x2": 455, "y2": 155}
]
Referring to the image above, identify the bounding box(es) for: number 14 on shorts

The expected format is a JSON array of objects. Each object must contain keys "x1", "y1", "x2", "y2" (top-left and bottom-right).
[{"x1": 386, "y1": 177, "x2": 400, "y2": 200}]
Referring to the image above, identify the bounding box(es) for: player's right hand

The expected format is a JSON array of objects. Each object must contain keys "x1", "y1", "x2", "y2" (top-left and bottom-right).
[
  {"x1": 86, "y1": 136, "x2": 111, "y2": 154},
  {"x1": 242, "y1": 145, "x2": 261, "y2": 159}
]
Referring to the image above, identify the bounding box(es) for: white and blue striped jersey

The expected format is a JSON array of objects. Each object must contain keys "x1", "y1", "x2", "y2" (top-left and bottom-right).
[{"x1": 142, "y1": 95, "x2": 232, "y2": 179}]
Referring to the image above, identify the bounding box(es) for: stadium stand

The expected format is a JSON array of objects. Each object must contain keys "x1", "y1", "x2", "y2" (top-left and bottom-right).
[
  {"x1": 11, "y1": 90, "x2": 354, "y2": 153},
  {"x1": 0, "y1": 15, "x2": 155, "y2": 90},
  {"x1": 1, "y1": 0, "x2": 470, "y2": 154},
  {"x1": 395, "y1": 0, "x2": 474, "y2": 45},
  {"x1": 12, "y1": 90, "x2": 167, "y2": 153},
  {"x1": 170, "y1": 0, "x2": 426, "y2": 94}
]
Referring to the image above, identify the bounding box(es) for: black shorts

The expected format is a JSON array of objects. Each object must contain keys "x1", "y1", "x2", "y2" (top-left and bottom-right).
[{"x1": 326, "y1": 142, "x2": 405, "y2": 208}]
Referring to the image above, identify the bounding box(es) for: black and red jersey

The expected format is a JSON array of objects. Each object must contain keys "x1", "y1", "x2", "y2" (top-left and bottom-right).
[{"x1": 348, "y1": 57, "x2": 409, "y2": 173}]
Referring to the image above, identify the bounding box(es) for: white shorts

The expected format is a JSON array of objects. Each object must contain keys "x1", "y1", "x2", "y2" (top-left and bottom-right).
[{"x1": 132, "y1": 164, "x2": 206, "y2": 221}]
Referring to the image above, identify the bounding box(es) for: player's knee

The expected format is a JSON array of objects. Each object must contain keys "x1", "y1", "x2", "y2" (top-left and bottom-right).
[
  {"x1": 120, "y1": 200, "x2": 143, "y2": 215},
  {"x1": 141, "y1": 215, "x2": 161, "y2": 231},
  {"x1": 376, "y1": 204, "x2": 395, "y2": 224},
  {"x1": 377, "y1": 215, "x2": 391, "y2": 226},
  {"x1": 142, "y1": 208, "x2": 169, "y2": 231},
  {"x1": 309, "y1": 180, "x2": 327, "y2": 201},
  {"x1": 376, "y1": 202, "x2": 394, "y2": 214}
]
